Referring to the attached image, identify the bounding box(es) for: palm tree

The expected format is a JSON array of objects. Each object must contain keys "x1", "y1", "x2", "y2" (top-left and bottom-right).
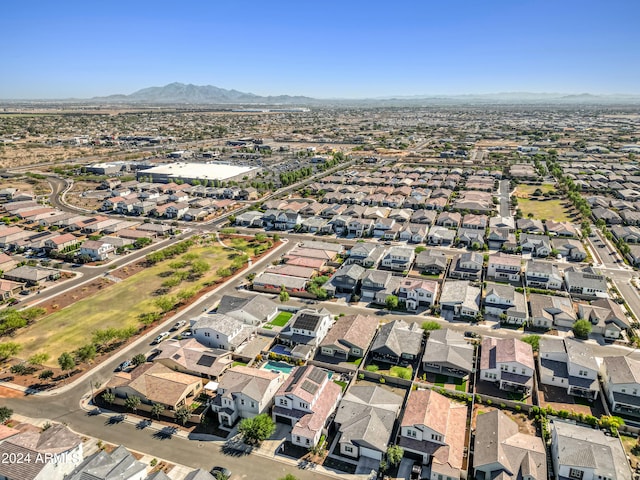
[{"x1": 151, "y1": 402, "x2": 163, "y2": 419}]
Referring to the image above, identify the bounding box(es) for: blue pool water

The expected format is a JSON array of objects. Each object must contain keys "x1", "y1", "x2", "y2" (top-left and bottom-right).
[
  {"x1": 263, "y1": 360, "x2": 294, "y2": 374},
  {"x1": 270, "y1": 345, "x2": 292, "y2": 356}
]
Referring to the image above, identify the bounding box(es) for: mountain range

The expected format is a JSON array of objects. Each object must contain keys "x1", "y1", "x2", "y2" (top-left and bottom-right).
[{"x1": 6, "y1": 82, "x2": 640, "y2": 105}]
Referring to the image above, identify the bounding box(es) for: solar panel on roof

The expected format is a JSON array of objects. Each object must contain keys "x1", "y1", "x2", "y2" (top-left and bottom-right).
[
  {"x1": 172, "y1": 354, "x2": 181, "y2": 360},
  {"x1": 293, "y1": 313, "x2": 320, "y2": 331},
  {"x1": 196, "y1": 355, "x2": 216, "y2": 367},
  {"x1": 301, "y1": 380, "x2": 319, "y2": 395},
  {"x1": 307, "y1": 367, "x2": 327, "y2": 384}
]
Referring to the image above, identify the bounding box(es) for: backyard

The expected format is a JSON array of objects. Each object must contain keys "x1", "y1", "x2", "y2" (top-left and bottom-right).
[{"x1": 16, "y1": 239, "x2": 258, "y2": 365}]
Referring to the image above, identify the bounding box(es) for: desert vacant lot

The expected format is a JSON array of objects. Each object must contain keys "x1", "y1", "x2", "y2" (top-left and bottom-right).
[{"x1": 17, "y1": 242, "x2": 251, "y2": 365}]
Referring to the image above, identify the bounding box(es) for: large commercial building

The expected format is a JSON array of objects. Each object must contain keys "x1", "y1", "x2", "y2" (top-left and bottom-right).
[{"x1": 136, "y1": 162, "x2": 260, "y2": 184}]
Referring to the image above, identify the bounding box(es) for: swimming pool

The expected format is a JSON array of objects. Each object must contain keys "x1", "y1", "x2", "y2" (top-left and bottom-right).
[
  {"x1": 270, "y1": 344, "x2": 292, "y2": 356},
  {"x1": 263, "y1": 360, "x2": 294, "y2": 374}
]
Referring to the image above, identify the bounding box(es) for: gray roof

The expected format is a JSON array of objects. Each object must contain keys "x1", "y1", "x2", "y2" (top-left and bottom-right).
[
  {"x1": 422, "y1": 329, "x2": 474, "y2": 373},
  {"x1": 564, "y1": 267, "x2": 607, "y2": 292},
  {"x1": 216, "y1": 295, "x2": 277, "y2": 323},
  {"x1": 192, "y1": 313, "x2": 245, "y2": 337},
  {"x1": 473, "y1": 410, "x2": 546, "y2": 478},
  {"x1": 552, "y1": 420, "x2": 631, "y2": 480},
  {"x1": 371, "y1": 319, "x2": 424, "y2": 358},
  {"x1": 440, "y1": 280, "x2": 481, "y2": 311},
  {"x1": 333, "y1": 263, "x2": 366, "y2": 281},
  {"x1": 184, "y1": 469, "x2": 216, "y2": 480},
  {"x1": 335, "y1": 385, "x2": 403, "y2": 453},
  {"x1": 66, "y1": 445, "x2": 147, "y2": 480},
  {"x1": 539, "y1": 337, "x2": 599, "y2": 372},
  {"x1": 602, "y1": 356, "x2": 640, "y2": 385}
]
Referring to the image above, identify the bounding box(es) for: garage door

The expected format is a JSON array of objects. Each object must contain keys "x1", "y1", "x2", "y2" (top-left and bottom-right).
[{"x1": 275, "y1": 415, "x2": 294, "y2": 426}]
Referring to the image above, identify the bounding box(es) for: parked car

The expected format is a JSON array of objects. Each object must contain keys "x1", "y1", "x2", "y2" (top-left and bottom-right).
[
  {"x1": 116, "y1": 360, "x2": 131, "y2": 372},
  {"x1": 171, "y1": 320, "x2": 186, "y2": 331},
  {"x1": 410, "y1": 463, "x2": 422, "y2": 480},
  {"x1": 153, "y1": 332, "x2": 170, "y2": 344},
  {"x1": 180, "y1": 330, "x2": 192, "y2": 338},
  {"x1": 210, "y1": 466, "x2": 231, "y2": 479},
  {"x1": 464, "y1": 331, "x2": 479, "y2": 338}
]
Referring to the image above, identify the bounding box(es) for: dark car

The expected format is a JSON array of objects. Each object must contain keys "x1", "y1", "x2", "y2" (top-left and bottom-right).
[
  {"x1": 210, "y1": 466, "x2": 231, "y2": 479},
  {"x1": 464, "y1": 331, "x2": 479, "y2": 338}
]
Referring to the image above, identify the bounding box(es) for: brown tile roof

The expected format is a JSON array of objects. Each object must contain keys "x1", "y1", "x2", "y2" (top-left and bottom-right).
[{"x1": 319, "y1": 314, "x2": 378, "y2": 353}]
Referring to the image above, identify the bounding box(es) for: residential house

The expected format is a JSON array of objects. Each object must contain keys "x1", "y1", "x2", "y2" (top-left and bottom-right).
[
  {"x1": 399, "y1": 223, "x2": 428, "y2": 243},
  {"x1": 43, "y1": 233, "x2": 79, "y2": 253},
  {"x1": 449, "y1": 252, "x2": 483, "y2": 280},
  {"x1": 551, "y1": 420, "x2": 631, "y2": 480},
  {"x1": 347, "y1": 218, "x2": 374, "y2": 237},
  {"x1": 272, "y1": 365, "x2": 342, "y2": 448},
  {"x1": 325, "y1": 263, "x2": 365, "y2": 295},
  {"x1": 216, "y1": 294, "x2": 278, "y2": 326},
  {"x1": 191, "y1": 313, "x2": 253, "y2": 351},
  {"x1": 487, "y1": 252, "x2": 521, "y2": 282},
  {"x1": 234, "y1": 211, "x2": 264, "y2": 227},
  {"x1": 155, "y1": 339, "x2": 233, "y2": 380},
  {"x1": 552, "y1": 238, "x2": 587, "y2": 261},
  {"x1": 461, "y1": 213, "x2": 488, "y2": 230},
  {"x1": 65, "y1": 445, "x2": 147, "y2": 480},
  {"x1": 79, "y1": 240, "x2": 115, "y2": 261},
  {"x1": 0, "y1": 280, "x2": 24, "y2": 300},
  {"x1": 0, "y1": 424, "x2": 83, "y2": 480},
  {"x1": 601, "y1": 356, "x2": 640, "y2": 416},
  {"x1": 427, "y1": 226, "x2": 456, "y2": 246},
  {"x1": 3, "y1": 265, "x2": 60, "y2": 285},
  {"x1": 456, "y1": 227, "x2": 486, "y2": 249},
  {"x1": 577, "y1": 297, "x2": 629, "y2": 339},
  {"x1": 398, "y1": 389, "x2": 467, "y2": 478},
  {"x1": 487, "y1": 227, "x2": 517, "y2": 251},
  {"x1": 528, "y1": 293, "x2": 576, "y2": 329},
  {"x1": 436, "y1": 212, "x2": 461, "y2": 228},
  {"x1": 484, "y1": 283, "x2": 528, "y2": 325},
  {"x1": 517, "y1": 218, "x2": 545, "y2": 234},
  {"x1": 592, "y1": 207, "x2": 623, "y2": 225},
  {"x1": 414, "y1": 249, "x2": 448, "y2": 275},
  {"x1": 520, "y1": 233, "x2": 552, "y2": 257},
  {"x1": 381, "y1": 246, "x2": 415, "y2": 272},
  {"x1": 538, "y1": 337, "x2": 599, "y2": 399},
  {"x1": 370, "y1": 319, "x2": 424, "y2": 366},
  {"x1": 422, "y1": 329, "x2": 474, "y2": 379},
  {"x1": 564, "y1": 266, "x2": 608, "y2": 299},
  {"x1": 480, "y1": 337, "x2": 535, "y2": 395},
  {"x1": 345, "y1": 243, "x2": 386, "y2": 268},
  {"x1": 410, "y1": 209, "x2": 438, "y2": 225},
  {"x1": 360, "y1": 269, "x2": 401, "y2": 304},
  {"x1": 399, "y1": 278, "x2": 439, "y2": 311},
  {"x1": 278, "y1": 308, "x2": 333, "y2": 359},
  {"x1": 319, "y1": 314, "x2": 378, "y2": 360},
  {"x1": 439, "y1": 280, "x2": 481, "y2": 320},
  {"x1": 546, "y1": 220, "x2": 579, "y2": 237},
  {"x1": 252, "y1": 271, "x2": 308, "y2": 295},
  {"x1": 525, "y1": 260, "x2": 563, "y2": 290},
  {"x1": 106, "y1": 363, "x2": 203, "y2": 412},
  {"x1": 489, "y1": 216, "x2": 515, "y2": 232},
  {"x1": 373, "y1": 217, "x2": 396, "y2": 238},
  {"x1": 333, "y1": 385, "x2": 403, "y2": 461},
  {"x1": 611, "y1": 225, "x2": 640, "y2": 243},
  {"x1": 211, "y1": 366, "x2": 284, "y2": 427},
  {"x1": 473, "y1": 410, "x2": 547, "y2": 480}
]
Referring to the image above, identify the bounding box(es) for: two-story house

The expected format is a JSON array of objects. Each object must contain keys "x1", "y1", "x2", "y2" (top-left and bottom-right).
[
  {"x1": 79, "y1": 239, "x2": 114, "y2": 261},
  {"x1": 360, "y1": 270, "x2": 400, "y2": 304},
  {"x1": 347, "y1": 218, "x2": 374, "y2": 237},
  {"x1": 414, "y1": 249, "x2": 448, "y2": 275},
  {"x1": 278, "y1": 308, "x2": 333, "y2": 359},
  {"x1": 370, "y1": 319, "x2": 424, "y2": 366},
  {"x1": 318, "y1": 314, "x2": 378, "y2": 360},
  {"x1": 345, "y1": 243, "x2": 386, "y2": 268},
  {"x1": 486, "y1": 252, "x2": 521, "y2": 282},
  {"x1": 525, "y1": 260, "x2": 563, "y2": 290},
  {"x1": 398, "y1": 278, "x2": 439, "y2": 311},
  {"x1": 564, "y1": 266, "x2": 608, "y2": 299},
  {"x1": 398, "y1": 389, "x2": 467, "y2": 478},
  {"x1": 480, "y1": 337, "x2": 535, "y2": 395},
  {"x1": 191, "y1": 313, "x2": 253, "y2": 351},
  {"x1": 449, "y1": 252, "x2": 483, "y2": 280},
  {"x1": 538, "y1": 337, "x2": 599, "y2": 399},
  {"x1": 528, "y1": 293, "x2": 576, "y2": 329},
  {"x1": 211, "y1": 366, "x2": 284, "y2": 427},
  {"x1": 577, "y1": 298, "x2": 629, "y2": 339},
  {"x1": 381, "y1": 246, "x2": 415, "y2": 272},
  {"x1": 439, "y1": 280, "x2": 481, "y2": 320},
  {"x1": 520, "y1": 233, "x2": 552, "y2": 257},
  {"x1": 272, "y1": 365, "x2": 342, "y2": 447},
  {"x1": 422, "y1": 329, "x2": 474, "y2": 380},
  {"x1": 484, "y1": 283, "x2": 528, "y2": 325},
  {"x1": 601, "y1": 356, "x2": 640, "y2": 416}
]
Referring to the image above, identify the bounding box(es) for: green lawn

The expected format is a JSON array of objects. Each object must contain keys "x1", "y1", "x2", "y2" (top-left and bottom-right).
[
  {"x1": 348, "y1": 358, "x2": 363, "y2": 366},
  {"x1": 517, "y1": 198, "x2": 574, "y2": 222},
  {"x1": 334, "y1": 380, "x2": 347, "y2": 391},
  {"x1": 269, "y1": 311, "x2": 293, "y2": 327},
  {"x1": 515, "y1": 184, "x2": 555, "y2": 196},
  {"x1": 18, "y1": 244, "x2": 245, "y2": 365},
  {"x1": 389, "y1": 366, "x2": 413, "y2": 380},
  {"x1": 232, "y1": 361, "x2": 248, "y2": 367}
]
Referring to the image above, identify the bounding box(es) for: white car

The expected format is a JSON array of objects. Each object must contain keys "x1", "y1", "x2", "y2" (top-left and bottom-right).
[{"x1": 153, "y1": 332, "x2": 170, "y2": 344}]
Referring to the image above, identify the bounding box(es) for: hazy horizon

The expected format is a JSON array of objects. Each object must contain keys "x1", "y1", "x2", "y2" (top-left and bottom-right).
[{"x1": 2, "y1": 0, "x2": 640, "y2": 99}]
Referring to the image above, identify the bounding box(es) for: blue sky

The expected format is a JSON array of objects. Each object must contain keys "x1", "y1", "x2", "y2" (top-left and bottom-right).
[{"x1": 2, "y1": 0, "x2": 639, "y2": 98}]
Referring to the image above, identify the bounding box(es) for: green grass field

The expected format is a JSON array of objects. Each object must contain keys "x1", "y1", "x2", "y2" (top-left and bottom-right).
[
  {"x1": 515, "y1": 184, "x2": 555, "y2": 196},
  {"x1": 18, "y1": 245, "x2": 243, "y2": 365},
  {"x1": 268, "y1": 311, "x2": 293, "y2": 327},
  {"x1": 517, "y1": 198, "x2": 574, "y2": 222}
]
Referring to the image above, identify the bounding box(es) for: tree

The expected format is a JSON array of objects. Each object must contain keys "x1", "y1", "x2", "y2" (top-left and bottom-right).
[
  {"x1": 124, "y1": 395, "x2": 141, "y2": 413},
  {"x1": 132, "y1": 353, "x2": 146, "y2": 366},
  {"x1": 151, "y1": 402, "x2": 163, "y2": 419},
  {"x1": 386, "y1": 444, "x2": 404, "y2": 466},
  {"x1": 0, "y1": 342, "x2": 22, "y2": 360},
  {"x1": 175, "y1": 406, "x2": 191, "y2": 425},
  {"x1": 39, "y1": 369, "x2": 53, "y2": 380},
  {"x1": 76, "y1": 344, "x2": 96, "y2": 363},
  {"x1": 155, "y1": 296, "x2": 176, "y2": 313},
  {"x1": 572, "y1": 319, "x2": 592, "y2": 339},
  {"x1": 385, "y1": 295, "x2": 399, "y2": 310},
  {"x1": 102, "y1": 391, "x2": 115, "y2": 405},
  {"x1": 238, "y1": 413, "x2": 276, "y2": 445},
  {"x1": 421, "y1": 321, "x2": 441, "y2": 331},
  {"x1": 279, "y1": 287, "x2": 290, "y2": 303},
  {"x1": 27, "y1": 352, "x2": 50, "y2": 367},
  {"x1": 57, "y1": 352, "x2": 76, "y2": 377},
  {"x1": 521, "y1": 335, "x2": 541, "y2": 352},
  {"x1": 0, "y1": 407, "x2": 13, "y2": 423}
]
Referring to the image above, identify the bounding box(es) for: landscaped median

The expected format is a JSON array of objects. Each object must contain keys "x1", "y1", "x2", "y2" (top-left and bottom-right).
[{"x1": 0, "y1": 234, "x2": 280, "y2": 388}]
